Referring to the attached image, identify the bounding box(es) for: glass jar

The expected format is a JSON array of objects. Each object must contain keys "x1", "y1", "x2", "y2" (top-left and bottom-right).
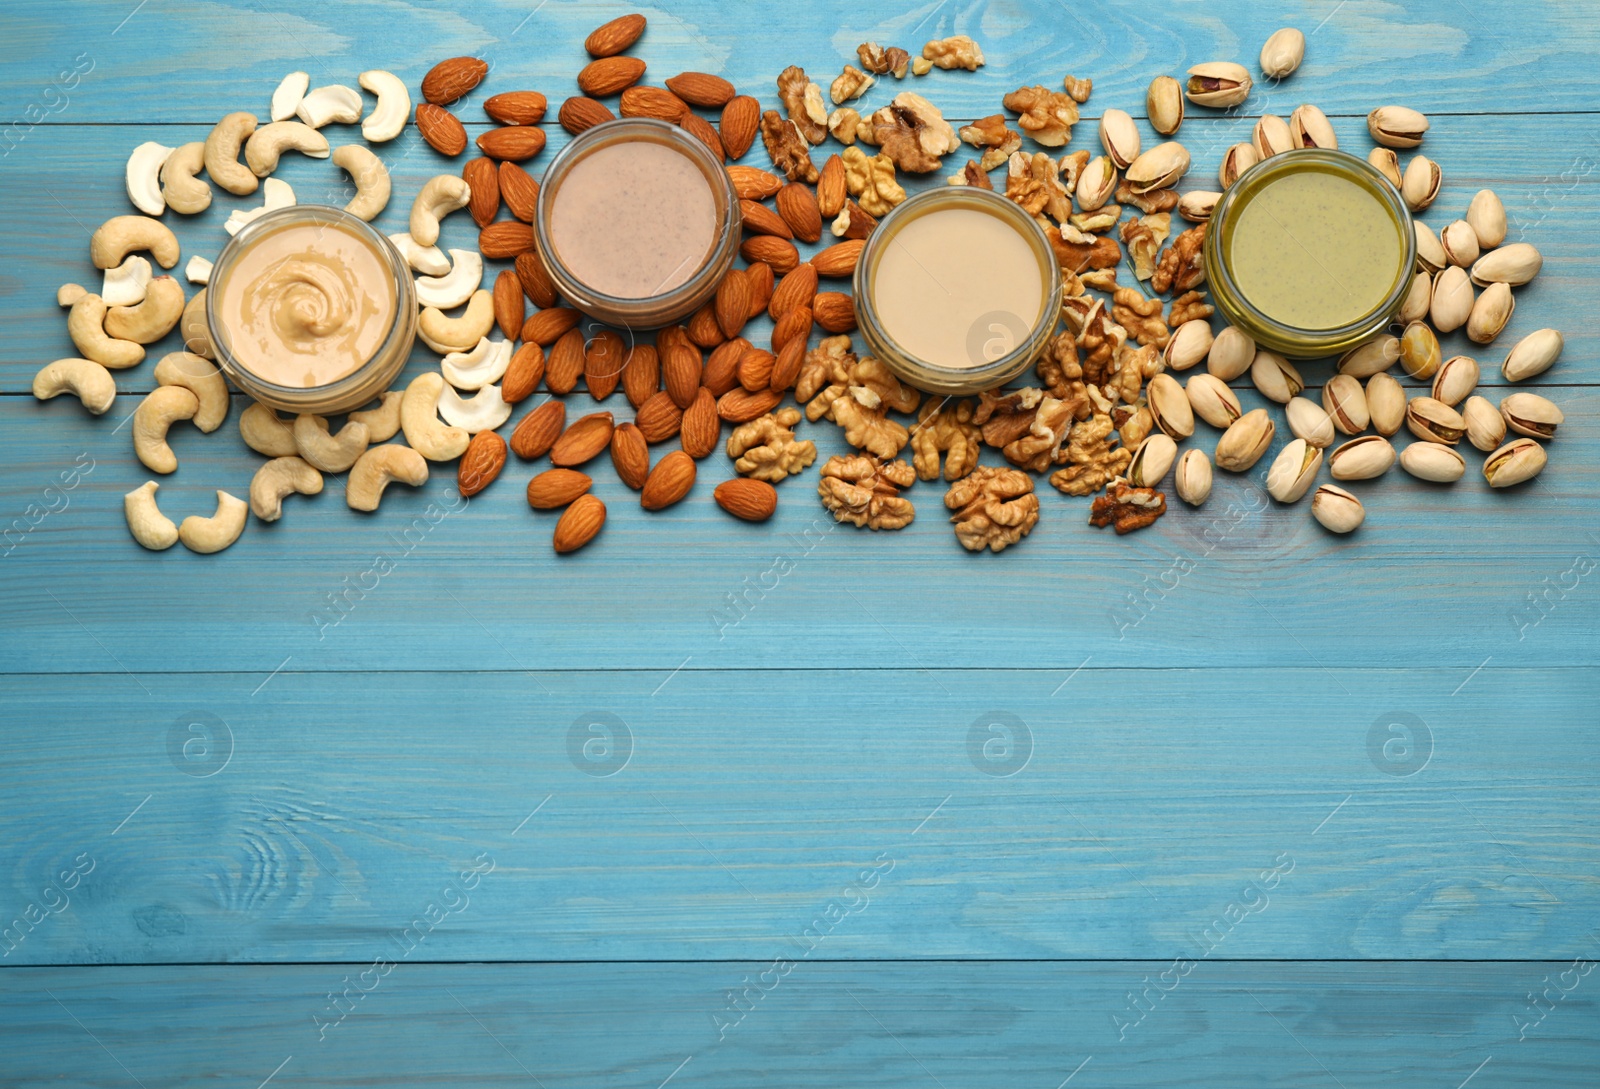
[
  {"x1": 1204, "y1": 148, "x2": 1415, "y2": 359},
  {"x1": 206, "y1": 204, "x2": 416, "y2": 415},
  {"x1": 535, "y1": 118, "x2": 741, "y2": 329},
  {"x1": 853, "y1": 187, "x2": 1062, "y2": 396}
]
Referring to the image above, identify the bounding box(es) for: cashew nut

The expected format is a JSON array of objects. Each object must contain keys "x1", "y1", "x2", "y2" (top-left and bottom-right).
[
  {"x1": 297, "y1": 84, "x2": 363, "y2": 129},
  {"x1": 348, "y1": 390, "x2": 404, "y2": 442},
  {"x1": 153, "y1": 351, "x2": 229, "y2": 432},
  {"x1": 409, "y1": 175, "x2": 471, "y2": 247},
  {"x1": 400, "y1": 372, "x2": 470, "y2": 461},
  {"x1": 159, "y1": 141, "x2": 212, "y2": 215},
  {"x1": 270, "y1": 71, "x2": 309, "y2": 122},
  {"x1": 250, "y1": 456, "x2": 324, "y2": 521},
  {"x1": 245, "y1": 120, "x2": 330, "y2": 176},
  {"x1": 347, "y1": 444, "x2": 429, "y2": 511},
  {"x1": 90, "y1": 215, "x2": 180, "y2": 270},
  {"x1": 416, "y1": 249, "x2": 483, "y2": 310},
  {"x1": 180, "y1": 288, "x2": 215, "y2": 359},
  {"x1": 124, "y1": 481, "x2": 179, "y2": 550},
  {"x1": 438, "y1": 383, "x2": 511, "y2": 434},
  {"x1": 33, "y1": 358, "x2": 117, "y2": 415},
  {"x1": 359, "y1": 70, "x2": 410, "y2": 142},
  {"x1": 68, "y1": 294, "x2": 144, "y2": 369},
  {"x1": 293, "y1": 414, "x2": 370, "y2": 472},
  {"x1": 101, "y1": 254, "x2": 152, "y2": 307},
  {"x1": 125, "y1": 141, "x2": 173, "y2": 216},
  {"x1": 133, "y1": 386, "x2": 200, "y2": 473},
  {"x1": 179, "y1": 490, "x2": 248, "y2": 554},
  {"x1": 105, "y1": 275, "x2": 185, "y2": 344},
  {"x1": 418, "y1": 289, "x2": 495, "y2": 354},
  {"x1": 225, "y1": 177, "x2": 295, "y2": 236},
  {"x1": 240, "y1": 401, "x2": 298, "y2": 457},
  {"x1": 58, "y1": 283, "x2": 87, "y2": 308},
  {"x1": 441, "y1": 337, "x2": 511, "y2": 390},
  {"x1": 332, "y1": 144, "x2": 390, "y2": 221},
  {"x1": 388, "y1": 232, "x2": 451, "y2": 276},
  {"x1": 185, "y1": 255, "x2": 213, "y2": 285},
  {"x1": 204, "y1": 111, "x2": 260, "y2": 196}
]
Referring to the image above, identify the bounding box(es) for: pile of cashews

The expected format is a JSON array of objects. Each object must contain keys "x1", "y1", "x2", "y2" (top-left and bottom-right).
[{"x1": 31, "y1": 66, "x2": 504, "y2": 553}]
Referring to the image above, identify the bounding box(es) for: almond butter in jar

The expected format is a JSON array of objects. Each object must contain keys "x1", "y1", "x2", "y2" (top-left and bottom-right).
[{"x1": 534, "y1": 118, "x2": 741, "y2": 328}]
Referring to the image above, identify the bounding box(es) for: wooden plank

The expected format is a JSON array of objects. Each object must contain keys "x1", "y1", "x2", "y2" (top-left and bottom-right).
[
  {"x1": 1, "y1": 668, "x2": 1593, "y2": 964},
  {"x1": 3, "y1": 961, "x2": 1596, "y2": 1087}
]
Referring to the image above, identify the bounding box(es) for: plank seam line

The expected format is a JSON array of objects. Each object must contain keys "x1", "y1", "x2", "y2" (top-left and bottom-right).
[{"x1": 3, "y1": 957, "x2": 1588, "y2": 969}]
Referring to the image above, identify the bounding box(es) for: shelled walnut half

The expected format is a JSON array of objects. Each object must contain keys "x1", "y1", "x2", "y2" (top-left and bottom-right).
[
  {"x1": 726, "y1": 407, "x2": 817, "y2": 482},
  {"x1": 946, "y1": 466, "x2": 1039, "y2": 552},
  {"x1": 817, "y1": 454, "x2": 916, "y2": 529},
  {"x1": 911, "y1": 398, "x2": 982, "y2": 481}
]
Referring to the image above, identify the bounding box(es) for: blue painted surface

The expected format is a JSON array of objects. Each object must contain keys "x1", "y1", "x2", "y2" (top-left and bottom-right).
[{"x1": 0, "y1": 1, "x2": 1596, "y2": 1085}]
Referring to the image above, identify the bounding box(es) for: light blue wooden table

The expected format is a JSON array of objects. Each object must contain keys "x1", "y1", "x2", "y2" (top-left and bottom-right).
[{"x1": 2, "y1": 1, "x2": 1596, "y2": 1085}]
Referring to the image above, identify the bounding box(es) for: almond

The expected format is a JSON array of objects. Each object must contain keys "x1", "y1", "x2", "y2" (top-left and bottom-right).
[
  {"x1": 610, "y1": 423, "x2": 650, "y2": 489},
  {"x1": 640, "y1": 449, "x2": 697, "y2": 510},
  {"x1": 545, "y1": 327, "x2": 587, "y2": 394},
  {"x1": 714, "y1": 478, "x2": 778, "y2": 522},
  {"x1": 585, "y1": 329, "x2": 626, "y2": 401},
  {"x1": 737, "y1": 348, "x2": 776, "y2": 392},
  {"x1": 655, "y1": 324, "x2": 690, "y2": 355},
  {"x1": 776, "y1": 183, "x2": 823, "y2": 243},
  {"x1": 499, "y1": 162, "x2": 541, "y2": 222},
  {"x1": 772, "y1": 305, "x2": 813, "y2": 353},
  {"x1": 578, "y1": 56, "x2": 646, "y2": 97},
  {"x1": 585, "y1": 13, "x2": 646, "y2": 57},
  {"x1": 727, "y1": 164, "x2": 783, "y2": 201},
  {"x1": 553, "y1": 494, "x2": 607, "y2": 554},
  {"x1": 522, "y1": 306, "x2": 581, "y2": 346},
  {"x1": 514, "y1": 250, "x2": 557, "y2": 309},
  {"x1": 527, "y1": 468, "x2": 593, "y2": 509},
  {"x1": 740, "y1": 235, "x2": 800, "y2": 275},
  {"x1": 667, "y1": 72, "x2": 737, "y2": 108},
  {"x1": 663, "y1": 341, "x2": 703, "y2": 409},
  {"x1": 634, "y1": 390, "x2": 684, "y2": 442},
  {"x1": 703, "y1": 338, "x2": 747, "y2": 396},
  {"x1": 686, "y1": 301, "x2": 725, "y2": 349},
  {"x1": 768, "y1": 263, "x2": 818, "y2": 319},
  {"x1": 717, "y1": 387, "x2": 783, "y2": 423},
  {"x1": 502, "y1": 342, "x2": 545, "y2": 403},
  {"x1": 477, "y1": 126, "x2": 547, "y2": 162},
  {"x1": 812, "y1": 239, "x2": 865, "y2": 278},
  {"x1": 416, "y1": 104, "x2": 467, "y2": 157},
  {"x1": 715, "y1": 267, "x2": 751, "y2": 339},
  {"x1": 484, "y1": 91, "x2": 548, "y2": 126},
  {"x1": 458, "y1": 430, "x2": 507, "y2": 497},
  {"x1": 493, "y1": 269, "x2": 524, "y2": 340},
  {"x1": 479, "y1": 221, "x2": 535, "y2": 259},
  {"x1": 559, "y1": 96, "x2": 615, "y2": 135},
  {"x1": 510, "y1": 399, "x2": 565, "y2": 459},
  {"x1": 720, "y1": 96, "x2": 761, "y2": 160},
  {"x1": 619, "y1": 85, "x2": 688, "y2": 122},
  {"x1": 422, "y1": 57, "x2": 488, "y2": 106},
  {"x1": 680, "y1": 387, "x2": 721, "y2": 458},
  {"x1": 813, "y1": 291, "x2": 858, "y2": 334},
  {"x1": 463, "y1": 157, "x2": 500, "y2": 227},
  {"x1": 677, "y1": 112, "x2": 725, "y2": 160},
  {"x1": 770, "y1": 337, "x2": 804, "y2": 391},
  {"x1": 739, "y1": 199, "x2": 793, "y2": 240},
  {"x1": 550, "y1": 411, "x2": 615, "y2": 467},
  {"x1": 621, "y1": 343, "x2": 660, "y2": 408},
  {"x1": 817, "y1": 153, "x2": 847, "y2": 217},
  {"x1": 745, "y1": 262, "x2": 774, "y2": 318}
]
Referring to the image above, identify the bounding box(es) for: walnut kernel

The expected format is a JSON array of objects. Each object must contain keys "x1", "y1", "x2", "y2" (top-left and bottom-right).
[
  {"x1": 818, "y1": 454, "x2": 916, "y2": 530},
  {"x1": 858, "y1": 42, "x2": 911, "y2": 79},
  {"x1": 1111, "y1": 287, "x2": 1170, "y2": 348},
  {"x1": 946, "y1": 466, "x2": 1039, "y2": 552},
  {"x1": 727, "y1": 407, "x2": 818, "y2": 482},
  {"x1": 871, "y1": 93, "x2": 959, "y2": 173},
  {"x1": 761, "y1": 110, "x2": 819, "y2": 182},
  {"x1": 1049, "y1": 413, "x2": 1131, "y2": 496},
  {"x1": 842, "y1": 147, "x2": 906, "y2": 216},
  {"x1": 831, "y1": 65, "x2": 875, "y2": 105},
  {"x1": 1089, "y1": 479, "x2": 1167, "y2": 533},
  {"x1": 1152, "y1": 223, "x2": 1207, "y2": 295},
  {"x1": 777, "y1": 65, "x2": 827, "y2": 144},
  {"x1": 1002, "y1": 85, "x2": 1079, "y2": 147},
  {"x1": 923, "y1": 35, "x2": 985, "y2": 71},
  {"x1": 1062, "y1": 74, "x2": 1093, "y2": 103}
]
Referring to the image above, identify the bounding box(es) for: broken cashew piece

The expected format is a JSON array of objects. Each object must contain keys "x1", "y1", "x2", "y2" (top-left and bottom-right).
[
  {"x1": 33, "y1": 358, "x2": 117, "y2": 415},
  {"x1": 418, "y1": 289, "x2": 495, "y2": 354},
  {"x1": 180, "y1": 289, "x2": 215, "y2": 359},
  {"x1": 58, "y1": 283, "x2": 88, "y2": 308},
  {"x1": 348, "y1": 445, "x2": 430, "y2": 511},
  {"x1": 101, "y1": 255, "x2": 152, "y2": 307},
  {"x1": 297, "y1": 84, "x2": 363, "y2": 129},
  {"x1": 333, "y1": 144, "x2": 390, "y2": 221},
  {"x1": 438, "y1": 383, "x2": 511, "y2": 434},
  {"x1": 293, "y1": 414, "x2": 371, "y2": 472},
  {"x1": 69, "y1": 294, "x2": 145, "y2": 369},
  {"x1": 415, "y1": 249, "x2": 483, "y2": 310},
  {"x1": 185, "y1": 256, "x2": 213, "y2": 285},
  {"x1": 240, "y1": 402, "x2": 299, "y2": 457},
  {"x1": 441, "y1": 337, "x2": 511, "y2": 390},
  {"x1": 271, "y1": 72, "x2": 309, "y2": 122},
  {"x1": 225, "y1": 177, "x2": 296, "y2": 235},
  {"x1": 179, "y1": 491, "x2": 248, "y2": 554},
  {"x1": 125, "y1": 481, "x2": 179, "y2": 550},
  {"x1": 250, "y1": 456, "x2": 324, "y2": 521},
  {"x1": 388, "y1": 233, "x2": 451, "y2": 276},
  {"x1": 125, "y1": 141, "x2": 174, "y2": 216},
  {"x1": 153, "y1": 351, "x2": 229, "y2": 432},
  {"x1": 245, "y1": 121, "x2": 329, "y2": 177},
  {"x1": 133, "y1": 385, "x2": 200, "y2": 473},
  {"x1": 409, "y1": 175, "x2": 472, "y2": 247},
  {"x1": 91, "y1": 215, "x2": 180, "y2": 270},
  {"x1": 160, "y1": 141, "x2": 212, "y2": 215},
  {"x1": 105, "y1": 276, "x2": 185, "y2": 344},
  {"x1": 349, "y1": 390, "x2": 404, "y2": 442},
  {"x1": 400, "y1": 372, "x2": 470, "y2": 461},
  {"x1": 204, "y1": 111, "x2": 260, "y2": 196},
  {"x1": 359, "y1": 70, "x2": 410, "y2": 142}
]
